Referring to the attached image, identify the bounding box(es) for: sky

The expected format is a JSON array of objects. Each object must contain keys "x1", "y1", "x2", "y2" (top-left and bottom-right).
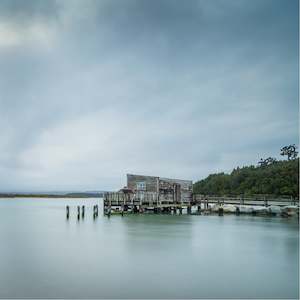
[{"x1": 0, "y1": 0, "x2": 298, "y2": 192}]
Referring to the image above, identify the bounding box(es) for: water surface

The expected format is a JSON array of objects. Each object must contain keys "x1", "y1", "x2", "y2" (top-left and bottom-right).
[{"x1": 0, "y1": 198, "x2": 298, "y2": 298}]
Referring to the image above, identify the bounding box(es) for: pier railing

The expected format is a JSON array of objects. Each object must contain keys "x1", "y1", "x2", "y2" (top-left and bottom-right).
[
  {"x1": 104, "y1": 191, "x2": 189, "y2": 207},
  {"x1": 192, "y1": 194, "x2": 299, "y2": 206}
]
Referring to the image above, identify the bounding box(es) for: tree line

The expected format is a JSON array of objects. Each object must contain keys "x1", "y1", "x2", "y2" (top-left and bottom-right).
[{"x1": 193, "y1": 144, "x2": 299, "y2": 198}]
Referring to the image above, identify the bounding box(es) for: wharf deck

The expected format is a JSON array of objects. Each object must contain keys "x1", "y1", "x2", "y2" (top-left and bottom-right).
[{"x1": 103, "y1": 192, "x2": 299, "y2": 215}]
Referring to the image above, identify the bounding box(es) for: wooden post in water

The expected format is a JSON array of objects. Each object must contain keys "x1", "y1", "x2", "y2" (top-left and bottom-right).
[
  {"x1": 197, "y1": 205, "x2": 201, "y2": 215},
  {"x1": 236, "y1": 206, "x2": 240, "y2": 215},
  {"x1": 66, "y1": 206, "x2": 70, "y2": 219},
  {"x1": 218, "y1": 207, "x2": 224, "y2": 216},
  {"x1": 81, "y1": 205, "x2": 85, "y2": 218},
  {"x1": 77, "y1": 206, "x2": 80, "y2": 220},
  {"x1": 179, "y1": 207, "x2": 182, "y2": 215}
]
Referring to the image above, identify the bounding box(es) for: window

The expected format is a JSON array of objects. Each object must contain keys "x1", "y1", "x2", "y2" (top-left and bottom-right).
[{"x1": 136, "y1": 181, "x2": 146, "y2": 191}]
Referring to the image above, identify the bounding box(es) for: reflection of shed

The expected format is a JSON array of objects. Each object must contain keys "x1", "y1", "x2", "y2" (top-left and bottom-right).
[{"x1": 127, "y1": 174, "x2": 193, "y2": 203}]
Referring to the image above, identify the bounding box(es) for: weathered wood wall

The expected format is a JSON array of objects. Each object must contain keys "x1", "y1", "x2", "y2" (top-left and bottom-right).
[
  {"x1": 160, "y1": 177, "x2": 192, "y2": 203},
  {"x1": 127, "y1": 174, "x2": 158, "y2": 192},
  {"x1": 126, "y1": 174, "x2": 193, "y2": 203}
]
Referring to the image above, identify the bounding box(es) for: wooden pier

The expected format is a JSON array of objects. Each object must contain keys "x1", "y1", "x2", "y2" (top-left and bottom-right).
[
  {"x1": 102, "y1": 174, "x2": 299, "y2": 217},
  {"x1": 103, "y1": 192, "x2": 299, "y2": 215}
]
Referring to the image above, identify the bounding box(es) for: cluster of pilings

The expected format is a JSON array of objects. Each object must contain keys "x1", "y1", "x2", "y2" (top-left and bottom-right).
[{"x1": 66, "y1": 205, "x2": 99, "y2": 220}]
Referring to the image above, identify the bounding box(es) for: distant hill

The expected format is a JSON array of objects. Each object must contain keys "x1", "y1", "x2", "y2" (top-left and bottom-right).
[
  {"x1": 0, "y1": 191, "x2": 107, "y2": 198},
  {"x1": 193, "y1": 158, "x2": 299, "y2": 198}
]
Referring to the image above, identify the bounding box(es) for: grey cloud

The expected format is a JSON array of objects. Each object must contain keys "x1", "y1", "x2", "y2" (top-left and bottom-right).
[{"x1": 0, "y1": 0, "x2": 59, "y2": 24}]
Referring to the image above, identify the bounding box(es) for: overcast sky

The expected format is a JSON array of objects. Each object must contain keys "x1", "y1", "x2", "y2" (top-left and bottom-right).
[{"x1": 0, "y1": 0, "x2": 298, "y2": 192}]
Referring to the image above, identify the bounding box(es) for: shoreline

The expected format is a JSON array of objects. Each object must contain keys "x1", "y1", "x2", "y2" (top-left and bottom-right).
[{"x1": 0, "y1": 194, "x2": 103, "y2": 198}]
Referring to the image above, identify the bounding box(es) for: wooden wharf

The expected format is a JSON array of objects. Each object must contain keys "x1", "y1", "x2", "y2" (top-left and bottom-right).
[{"x1": 103, "y1": 192, "x2": 299, "y2": 215}]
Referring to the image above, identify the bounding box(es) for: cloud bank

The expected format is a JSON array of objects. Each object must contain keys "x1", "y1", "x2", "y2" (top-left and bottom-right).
[{"x1": 0, "y1": 0, "x2": 298, "y2": 191}]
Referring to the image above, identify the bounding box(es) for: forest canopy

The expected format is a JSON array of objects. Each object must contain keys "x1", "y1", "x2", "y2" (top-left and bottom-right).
[{"x1": 193, "y1": 158, "x2": 299, "y2": 198}]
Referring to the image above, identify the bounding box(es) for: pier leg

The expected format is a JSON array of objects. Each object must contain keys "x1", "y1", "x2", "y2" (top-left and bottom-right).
[
  {"x1": 77, "y1": 206, "x2": 80, "y2": 220},
  {"x1": 218, "y1": 207, "x2": 223, "y2": 216},
  {"x1": 197, "y1": 205, "x2": 201, "y2": 215},
  {"x1": 179, "y1": 207, "x2": 182, "y2": 215},
  {"x1": 236, "y1": 207, "x2": 240, "y2": 216},
  {"x1": 81, "y1": 205, "x2": 85, "y2": 218},
  {"x1": 66, "y1": 206, "x2": 70, "y2": 219}
]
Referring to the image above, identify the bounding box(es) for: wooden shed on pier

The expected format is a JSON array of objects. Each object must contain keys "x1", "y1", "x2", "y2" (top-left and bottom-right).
[{"x1": 127, "y1": 174, "x2": 193, "y2": 203}]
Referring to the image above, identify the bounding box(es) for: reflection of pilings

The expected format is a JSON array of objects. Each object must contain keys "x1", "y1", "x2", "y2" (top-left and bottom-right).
[
  {"x1": 66, "y1": 206, "x2": 70, "y2": 219},
  {"x1": 77, "y1": 206, "x2": 80, "y2": 220}
]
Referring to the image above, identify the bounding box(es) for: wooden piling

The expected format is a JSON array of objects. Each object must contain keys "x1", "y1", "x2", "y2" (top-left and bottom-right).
[
  {"x1": 66, "y1": 206, "x2": 70, "y2": 219},
  {"x1": 197, "y1": 205, "x2": 201, "y2": 215},
  {"x1": 77, "y1": 206, "x2": 80, "y2": 220},
  {"x1": 81, "y1": 205, "x2": 85, "y2": 218},
  {"x1": 218, "y1": 207, "x2": 224, "y2": 216}
]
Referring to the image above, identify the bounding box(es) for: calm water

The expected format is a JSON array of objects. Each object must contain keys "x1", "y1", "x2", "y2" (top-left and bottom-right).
[{"x1": 0, "y1": 198, "x2": 298, "y2": 299}]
